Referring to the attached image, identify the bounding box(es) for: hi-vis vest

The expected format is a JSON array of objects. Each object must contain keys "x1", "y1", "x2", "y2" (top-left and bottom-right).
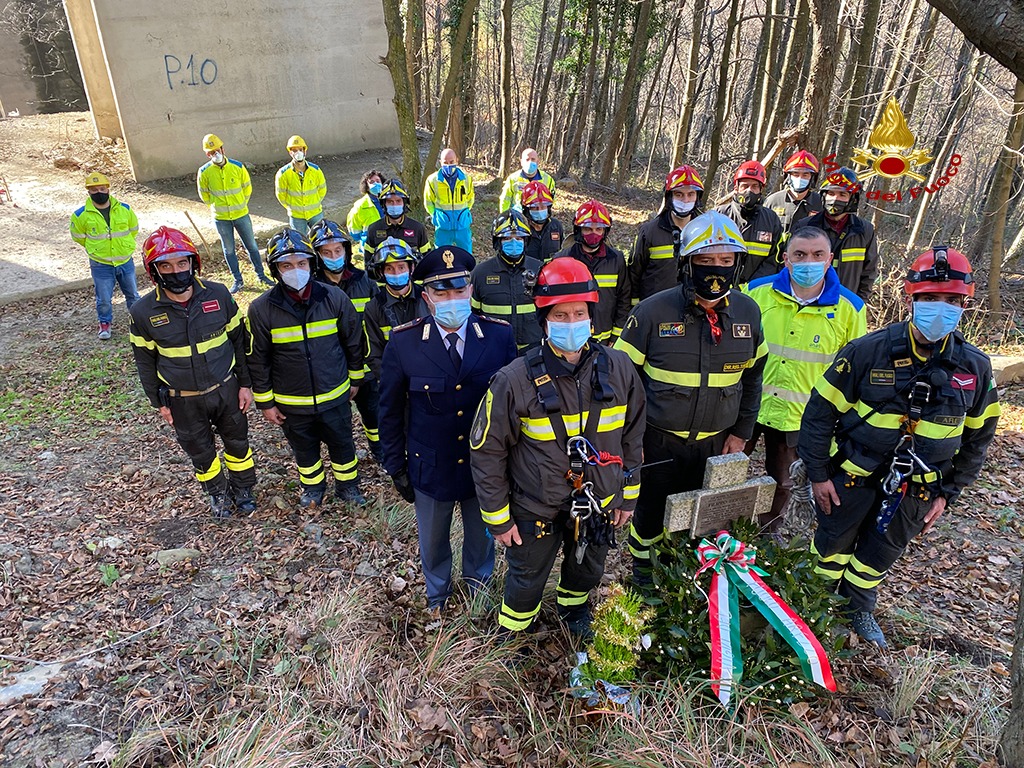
[
  {"x1": 69, "y1": 197, "x2": 139, "y2": 267},
  {"x1": 275, "y1": 162, "x2": 327, "y2": 219},
  {"x1": 197, "y1": 159, "x2": 252, "y2": 221}
]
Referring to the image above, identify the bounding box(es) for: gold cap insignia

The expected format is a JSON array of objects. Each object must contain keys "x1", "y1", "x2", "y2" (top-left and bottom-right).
[{"x1": 443, "y1": 250, "x2": 455, "y2": 269}]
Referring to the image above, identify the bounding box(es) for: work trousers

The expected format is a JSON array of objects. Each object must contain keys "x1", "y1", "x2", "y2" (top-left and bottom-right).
[
  {"x1": 352, "y1": 378, "x2": 380, "y2": 447},
  {"x1": 812, "y1": 469, "x2": 933, "y2": 613},
  {"x1": 745, "y1": 424, "x2": 799, "y2": 533},
  {"x1": 214, "y1": 214, "x2": 266, "y2": 282},
  {"x1": 499, "y1": 507, "x2": 610, "y2": 632},
  {"x1": 629, "y1": 427, "x2": 727, "y2": 573},
  {"x1": 279, "y1": 401, "x2": 358, "y2": 491},
  {"x1": 413, "y1": 491, "x2": 494, "y2": 609},
  {"x1": 167, "y1": 379, "x2": 254, "y2": 496}
]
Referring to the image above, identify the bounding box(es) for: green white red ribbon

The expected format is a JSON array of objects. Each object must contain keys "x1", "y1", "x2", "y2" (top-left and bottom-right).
[{"x1": 695, "y1": 530, "x2": 837, "y2": 708}]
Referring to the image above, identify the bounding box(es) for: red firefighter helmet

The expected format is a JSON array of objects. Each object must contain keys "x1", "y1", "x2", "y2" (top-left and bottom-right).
[
  {"x1": 521, "y1": 180, "x2": 554, "y2": 208},
  {"x1": 734, "y1": 160, "x2": 767, "y2": 186},
  {"x1": 905, "y1": 246, "x2": 974, "y2": 298},
  {"x1": 534, "y1": 257, "x2": 599, "y2": 308},
  {"x1": 782, "y1": 150, "x2": 820, "y2": 175},
  {"x1": 573, "y1": 199, "x2": 612, "y2": 229},
  {"x1": 665, "y1": 165, "x2": 705, "y2": 193},
  {"x1": 143, "y1": 226, "x2": 201, "y2": 282}
]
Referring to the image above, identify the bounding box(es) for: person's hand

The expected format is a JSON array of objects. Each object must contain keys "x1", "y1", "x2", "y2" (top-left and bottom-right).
[
  {"x1": 496, "y1": 527, "x2": 523, "y2": 547},
  {"x1": 391, "y1": 471, "x2": 416, "y2": 503},
  {"x1": 262, "y1": 406, "x2": 287, "y2": 425},
  {"x1": 721, "y1": 434, "x2": 747, "y2": 455},
  {"x1": 812, "y1": 480, "x2": 841, "y2": 515},
  {"x1": 238, "y1": 387, "x2": 253, "y2": 412},
  {"x1": 922, "y1": 495, "x2": 948, "y2": 534},
  {"x1": 158, "y1": 406, "x2": 173, "y2": 426},
  {"x1": 350, "y1": 385, "x2": 360, "y2": 400},
  {"x1": 612, "y1": 508, "x2": 632, "y2": 528}
]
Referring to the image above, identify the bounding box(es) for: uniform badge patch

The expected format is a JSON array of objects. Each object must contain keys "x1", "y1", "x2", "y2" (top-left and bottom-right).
[
  {"x1": 732, "y1": 323, "x2": 751, "y2": 338},
  {"x1": 934, "y1": 415, "x2": 964, "y2": 426},
  {"x1": 894, "y1": 357, "x2": 913, "y2": 368},
  {"x1": 658, "y1": 322, "x2": 685, "y2": 337},
  {"x1": 150, "y1": 313, "x2": 169, "y2": 327},
  {"x1": 951, "y1": 373, "x2": 977, "y2": 391},
  {"x1": 486, "y1": 275, "x2": 501, "y2": 284},
  {"x1": 473, "y1": 322, "x2": 484, "y2": 338},
  {"x1": 404, "y1": 230, "x2": 415, "y2": 237},
  {"x1": 757, "y1": 231, "x2": 772, "y2": 242},
  {"x1": 723, "y1": 362, "x2": 745, "y2": 372},
  {"x1": 833, "y1": 357, "x2": 851, "y2": 374},
  {"x1": 772, "y1": 207, "x2": 785, "y2": 216},
  {"x1": 551, "y1": 232, "x2": 560, "y2": 240},
  {"x1": 869, "y1": 369, "x2": 895, "y2": 385},
  {"x1": 201, "y1": 300, "x2": 221, "y2": 313}
]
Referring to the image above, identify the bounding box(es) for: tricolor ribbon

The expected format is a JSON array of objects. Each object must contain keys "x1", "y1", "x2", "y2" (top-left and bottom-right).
[{"x1": 695, "y1": 531, "x2": 837, "y2": 709}]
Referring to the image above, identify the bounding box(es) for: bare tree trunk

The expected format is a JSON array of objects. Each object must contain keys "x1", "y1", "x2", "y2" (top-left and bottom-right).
[
  {"x1": 983, "y1": 79, "x2": 1024, "y2": 312},
  {"x1": 523, "y1": 0, "x2": 552, "y2": 145},
  {"x1": 836, "y1": 0, "x2": 882, "y2": 160},
  {"x1": 526, "y1": 0, "x2": 568, "y2": 149},
  {"x1": 764, "y1": 0, "x2": 810, "y2": 148},
  {"x1": 923, "y1": 0, "x2": 1024, "y2": 81},
  {"x1": 381, "y1": 0, "x2": 424, "y2": 215},
  {"x1": 672, "y1": 0, "x2": 708, "y2": 165},
  {"x1": 801, "y1": 0, "x2": 841, "y2": 153},
  {"x1": 872, "y1": 0, "x2": 921, "y2": 126},
  {"x1": 498, "y1": 0, "x2": 514, "y2": 178},
  {"x1": 584, "y1": 0, "x2": 627, "y2": 178},
  {"x1": 704, "y1": 0, "x2": 742, "y2": 191},
  {"x1": 404, "y1": 0, "x2": 423, "y2": 125},
  {"x1": 557, "y1": 0, "x2": 600, "y2": 176},
  {"x1": 752, "y1": 0, "x2": 783, "y2": 155},
  {"x1": 999, "y1": 563, "x2": 1024, "y2": 766}
]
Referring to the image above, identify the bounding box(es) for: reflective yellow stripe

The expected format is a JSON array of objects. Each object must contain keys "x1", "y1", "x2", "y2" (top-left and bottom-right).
[
  {"x1": 643, "y1": 362, "x2": 701, "y2": 387},
  {"x1": 253, "y1": 389, "x2": 275, "y2": 403},
  {"x1": 498, "y1": 601, "x2": 541, "y2": 631},
  {"x1": 196, "y1": 333, "x2": 229, "y2": 355},
  {"x1": 595, "y1": 274, "x2": 617, "y2": 288},
  {"x1": 596, "y1": 405, "x2": 627, "y2": 432},
  {"x1": 766, "y1": 342, "x2": 834, "y2": 364},
  {"x1": 381, "y1": 326, "x2": 392, "y2": 341},
  {"x1": 614, "y1": 337, "x2": 646, "y2": 366},
  {"x1": 306, "y1": 319, "x2": 339, "y2": 339},
  {"x1": 764, "y1": 385, "x2": 811, "y2": 405},
  {"x1": 913, "y1": 419, "x2": 964, "y2": 440},
  {"x1": 859, "y1": 403, "x2": 903, "y2": 430},
  {"x1": 649, "y1": 244, "x2": 674, "y2": 260},
  {"x1": 330, "y1": 458, "x2": 358, "y2": 480},
  {"x1": 594, "y1": 329, "x2": 612, "y2": 341},
  {"x1": 663, "y1": 427, "x2": 722, "y2": 440},
  {"x1": 129, "y1": 332, "x2": 155, "y2": 350},
  {"x1": 623, "y1": 484, "x2": 640, "y2": 500},
  {"x1": 351, "y1": 297, "x2": 370, "y2": 311},
  {"x1": 273, "y1": 378, "x2": 350, "y2": 406},
  {"x1": 482, "y1": 504, "x2": 511, "y2": 526},
  {"x1": 479, "y1": 302, "x2": 536, "y2": 316},
  {"x1": 841, "y1": 248, "x2": 866, "y2": 262},
  {"x1": 840, "y1": 457, "x2": 872, "y2": 477},
  {"x1": 745, "y1": 241, "x2": 771, "y2": 257},
  {"x1": 814, "y1": 379, "x2": 854, "y2": 413},
  {"x1": 965, "y1": 400, "x2": 1001, "y2": 429},
  {"x1": 521, "y1": 417, "x2": 556, "y2": 441},
  {"x1": 271, "y1": 326, "x2": 305, "y2": 343},
  {"x1": 224, "y1": 450, "x2": 254, "y2": 472},
  {"x1": 82, "y1": 229, "x2": 135, "y2": 240},
  {"x1": 349, "y1": 369, "x2": 364, "y2": 382},
  {"x1": 196, "y1": 456, "x2": 222, "y2": 482},
  {"x1": 556, "y1": 587, "x2": 589, "y2": 606},
  {"x1": 708, "y1": 371, "x2": 743, "y2": 387}
]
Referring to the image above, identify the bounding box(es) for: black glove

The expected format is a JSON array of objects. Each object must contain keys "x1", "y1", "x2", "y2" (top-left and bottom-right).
[{"x1": 391, "y1": 471, "x2": 416, "y2": 503}]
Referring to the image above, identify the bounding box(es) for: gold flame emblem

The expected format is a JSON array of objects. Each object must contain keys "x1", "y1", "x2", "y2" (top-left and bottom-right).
[
  {"x1": 443, "y1": 250, "x2": 455, "y2": 268},
  {"x1": 852, "y1": 99, "x2": 933, "y2": 183}
]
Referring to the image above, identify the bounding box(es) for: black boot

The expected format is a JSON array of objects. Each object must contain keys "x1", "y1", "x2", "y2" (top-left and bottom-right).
[
  {"x1": 210, "y1": 493, "x2": 233, "y2": 519},
  {"x1": 335, "y1": 480, "x2": 368, "y2": 506},
  {"x1": 234, "y1": 487, "x2": 257, "y2": 514},
  {"x1": 299, "y1": 485, "x2": 326, "y2": 508},
  {"x1": 369, "y1": 442, "x2": 385, "y2": 465},
  {"x1": 558, "y1": 605, "x2": 594, "y2": 642}
]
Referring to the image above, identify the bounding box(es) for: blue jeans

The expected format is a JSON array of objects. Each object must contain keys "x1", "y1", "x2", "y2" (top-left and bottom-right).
[
  {"x1": 90, "y1": 260, "x2": 140, "y2": 324},
  {"x1": 413, "y1": 491, "x2": 494, "y2": 608},
  {"x1": 434, "y1": 228, "x2": 473, "y2": 253},
  {"x1": 288, "y1": 212, "x2": 324, "y2": 237},
  {"x1": 214, "y1": 215, "x2": 266, "y2": 282}
]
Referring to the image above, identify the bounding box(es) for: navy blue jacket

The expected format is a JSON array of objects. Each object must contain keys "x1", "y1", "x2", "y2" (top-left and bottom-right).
[{"x1": 378, "y1": 314, "x2": 517, "y2": 501}]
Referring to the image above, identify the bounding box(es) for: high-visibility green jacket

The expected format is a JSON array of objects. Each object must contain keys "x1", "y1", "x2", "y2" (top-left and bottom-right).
[
  {"x1": 275, "y1": 162, "x2": 327, "y2": 220},
  {"x1": 346, "y1": 194, "x2": 384, "y2": 254},
  {"x1": 424, "y1": 168, "x2": 474, "y2": 231},
  {"x1": 69, "y1": 196, "x2": 139, "y2": 267},
  {"x1": 745, "y1": 267, "x2": 866, "y2": 433},
  {"x1": 197, "y1": 159, "x2": 252, "y2": 221},
  {"x1": 499, "y1": 169, "x2": 556, "y2": 212}
]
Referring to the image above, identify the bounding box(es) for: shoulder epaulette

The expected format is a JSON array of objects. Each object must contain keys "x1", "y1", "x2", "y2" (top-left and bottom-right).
[
  {"x1": 73, "y1": 205, "x2": 86, "y2": 217},
  {"x1": 120, "y1": 202, "x2": 131, "y2": 210},
  {"x1": 393, "y1": 316, "x2": 427, "y2": 333},
  {"x1": 276, "y1": 164, "x2": 290, "y2": 175},
  {"x1": 478, "y1": 314, "x2": 511, "y2": 326},
  {"x1": 228, "y1": 159, "x2": 244, "y2": 168},
  {"x1": 199, "y1": 161, "x2": 213, "y2": 172},
  {"x1": 307, "y1": 162, "x2": 320, "y2": 170}
]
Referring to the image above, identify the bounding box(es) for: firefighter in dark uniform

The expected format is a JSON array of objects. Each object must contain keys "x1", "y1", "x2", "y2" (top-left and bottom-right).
[
  {"x1": 715, "y1": 160, "x2": 784, "y2": 284},
  {"x1": 615, "y1": 211, "x2": 767, "y2": 580},
  {"x1": 794, "y1": 167, "x2": 878, "y2": 302},
  {"x1": 798, "y1": 247, "x2": 999, "y2": 649},
  {"x1": 363, "y1": 237, "x2": 430, "y2": 379},
  {"x1": 310, "y1": 219, "x2": 383, "y2": 464},
  {"x1": 629, "y1": 165, "x2": 704, "y2": 305},
  {"x1": 364, "y1": 180, "x2": 431, "y2": 261},
  {"x1": 552, "y1": 199, "x2": 631, "y2": 344},
  {"x1": 130, "y1": 227, "x2": 256, "y2": 518},
  {"x1": 247, "y1": 228, "x2": 368, "y2": 508},
  {"x1": 379, "y1": 247, "x2": 517, "y2": 619},
  {"x1": 470, "y1": 210, "x2": 543, "y2": 352},
  {"x1": 764, "y1": 150, "x2": 823, "y2": 234},
  {"x1": 521, "y1": 181, "x2": 564, "y2": 262},
  {"x1": 470, "y1": 258, "x2": 646, "y2": 638}
]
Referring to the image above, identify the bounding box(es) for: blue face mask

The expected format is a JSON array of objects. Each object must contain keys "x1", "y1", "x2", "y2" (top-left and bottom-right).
[
  {"x1": 384, "y1": 271, "x2": 410, "y2": 289},
  {"x1": 790, "y1": 176, "x2": 810, "y2": 192},
  {"x1": 432, "y1": 296, "x2": 472, "y2": 329},
  {"x1": 527, "y1": 207, "x2": 549, "y2": 223},
  {"x1": 386, "y1": 204, "x2": 404, "y2": 218},
  {"x1": 441, "y1": 164, "x2": 458, "y2": 177},
  {"x1": 523, "y1": 161, "x2": 538, "y2": 176},
  {"x1": 547, "y1": 319, "x2": 591, "y2": 354},
  {"x1": 322, "y1": 256, "x2": 347, "y2": 273},
  {"x1": 369, "y1": 182, "x2": 383, "y2": 196},
  {"x1": 789, "y1": 261, "x2": 828, "y2": 288},
  {"x1": 912, "y1": 301, "x2": 964, "y2": 342},
  {"x1": 501, "y1": 239, "x2": 525, "y2": 259}
]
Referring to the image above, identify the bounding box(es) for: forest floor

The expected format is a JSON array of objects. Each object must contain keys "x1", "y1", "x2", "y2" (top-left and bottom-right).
[{"x1": 0, "y1": 112, "x2": 1022, "y2": 767}]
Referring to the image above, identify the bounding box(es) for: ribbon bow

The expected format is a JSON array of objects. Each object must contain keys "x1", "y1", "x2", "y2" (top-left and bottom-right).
[{"x1": 695, "y1": 531, "x2": 837, "y2": 709}]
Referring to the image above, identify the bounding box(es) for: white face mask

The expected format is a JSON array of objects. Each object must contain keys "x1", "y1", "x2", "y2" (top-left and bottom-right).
[
  {"x1": 292, "y1": 151, "x2": 305, "y2": 163},
  {"x1": 212, "y1": 152, "x2": 225, "y2": 165},
  {"x1": 280, "y1": 268, "x2": 310, "y2": 291}
]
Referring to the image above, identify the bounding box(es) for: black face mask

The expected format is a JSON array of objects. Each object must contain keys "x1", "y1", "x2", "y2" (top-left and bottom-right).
[
  {"x1": 735, "y1": 191, "x2": 761, "y2": 213},
  {"x1": 690, "y1": 263, "x2": 734, "y2": 301},
  {"x1": 824, "y1": 197, "x2": 850, "y2": 217},
  {"x1": 90, "y1": 191, "x2": 110, "y2": 206},
  {"x1": 156, "y1": 268, "x2": 194, "y2": 295}
]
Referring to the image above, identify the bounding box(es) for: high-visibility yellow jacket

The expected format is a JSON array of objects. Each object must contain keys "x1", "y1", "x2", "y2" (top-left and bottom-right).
[
  {"x1": 745, "y1": 267, "x2": 866, "y2": 433},
  {"x1": 346, "y1": 194, "x2": 384, "y2": 256},
  {"x1": 69, "y1": 196, "x2": 139, "y2": 266},
  {"x1": 499, "y1": 169, "x2": 556, "y2": 212},
  {"x1": 423, "y1": 168, "x2": 474, "y2": 231},
  {"x1": 197, "y1": 159, "x2": 252, "y2": 221},
  {"x1": 275, "y1": 162, "x2": 327, "y2": 220}
]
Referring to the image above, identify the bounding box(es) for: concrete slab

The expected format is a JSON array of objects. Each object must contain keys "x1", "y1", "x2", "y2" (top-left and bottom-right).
[
  {"x1": 0, "y1": 663, "x2": 65, "y2": 706},
  {"x1": 992, "y1": 354, "x2": 1024, "y2": 386}
]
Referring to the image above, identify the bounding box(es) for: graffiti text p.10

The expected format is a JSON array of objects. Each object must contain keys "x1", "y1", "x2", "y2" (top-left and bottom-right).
[{"x1": 165, "y1": 55, "x2": 218, "y2": 90}]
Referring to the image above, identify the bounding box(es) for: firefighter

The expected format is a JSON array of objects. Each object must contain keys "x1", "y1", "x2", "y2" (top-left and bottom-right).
[
  {"x1": 715, "y1": 160, "x2": 784, "y2": 284},
  {"x1": 70, "y1": 171, "x2": 141, "y2": 340},
  {"x1": 346, "y1": 169, "x2": 386, "y2": 262},
  {"x1": 520, "y1": 181, "x2": 564, "y2": 262},
  {"x1": 309, "y1": 219, "x2": 382, "y2": 464},
  {"x1": 629, "y1": 165, "x2": 705, "y2": 305},
  {"x1": 129, "y1": 226, "x2": 256, "y2": 518},
  {"x1": 798, "y1": 247, "x2": 999, "y2": 649},
  {"x1": 470, "y1": 258, "x2": 645, "y2": 639},
  {"x1": 794, "y1": 167, "x2": 878, "y2": 302},
  {"x1": 365, "y1": 180, "x2": 430, "y2": 260},
  {"x1": 363, "y1": 237, "x2": 430, "y2": 379},
  {"x1": 196, "y1": 133, "x2": 274, "y2": 293},
  {"x1": 379, "y1": 247, "x2": 517, "y2": 620},
  {"x1": 247, "y1": 228, "x2": 367, "y2": 508},
  {"x1": 499, "y1": 147, "x2": 557, "y2": 212},
  {"x1": 423, "y1": 148, "x2": 475, "y2": 252},
  {"x1": 274, "y1": 135, "x2": 327, "y2": 236},
  {"x1": 615, "y1": 211, "x2": 767, "y2": 580},
  {"x1": 470, "y1": 210, "x2": 544, "y2": 352},
  {"x1": 744, "y1": 226, "x2": 867, "y2": 532},
  {"x1": 552, "y1": 200, "x2": 631, "y2": 344},
  {"x1": 765, "y1": 150, "x2": 823, "y2": 234}
]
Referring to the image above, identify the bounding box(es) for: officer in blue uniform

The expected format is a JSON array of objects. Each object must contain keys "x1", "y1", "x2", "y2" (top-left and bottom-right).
[{"x1": 378, "y1": 246, "x2": 518, "y2": 620}]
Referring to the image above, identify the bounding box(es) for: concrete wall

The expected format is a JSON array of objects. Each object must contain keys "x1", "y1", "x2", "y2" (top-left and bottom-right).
[
  {"x1": 0, "y1": 25, "x2": 38, "y2": 117},
  {"x1": 63, "y1": 0, "x2": 121, "y2": 137},
  {"x1": 67, "y1": 0, "x2": 400, "y2": 182}
]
